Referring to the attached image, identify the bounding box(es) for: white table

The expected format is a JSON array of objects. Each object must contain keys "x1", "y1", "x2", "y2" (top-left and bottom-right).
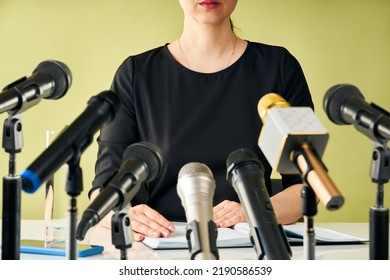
[{"x1": 1, "y1": 220, "x2": 382, "y2": 260}]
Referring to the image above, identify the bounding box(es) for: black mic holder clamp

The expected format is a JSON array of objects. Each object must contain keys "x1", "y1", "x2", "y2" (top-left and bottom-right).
[
  {"x1": 369, "y1": 140, "x2": 389, "y2": 260},
  {"x1": 371, "y1": 141, "x2": 390, "y2": 185},
  {"x1": 2, "y1": 114, "x2": 23, "y2": 153},
  {"x1": 185, "y1": 219, "x2": 219, "y2": 260},
  {"x1": 107, "y1": 173, "x2": 144, "y2": 260},
  {"x1": 250, "y1": 224, "x2": 292, "y2": 260},
  {"x1": 1, "y1": 114, "x2": 23, "y2": 260},
  {"x1": 111, "y1": 208, "x2": 133, "y2": 260}
]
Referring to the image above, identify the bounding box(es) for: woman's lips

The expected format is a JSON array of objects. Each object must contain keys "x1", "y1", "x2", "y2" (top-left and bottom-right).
[{"x1": 199, "y1": 1, "x2": 221, "y2": 9}]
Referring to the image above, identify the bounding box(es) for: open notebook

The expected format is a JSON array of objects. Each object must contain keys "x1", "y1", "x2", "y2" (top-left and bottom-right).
[{"x1": 142, "y1": 222, "x2": 368, "y2": 250}]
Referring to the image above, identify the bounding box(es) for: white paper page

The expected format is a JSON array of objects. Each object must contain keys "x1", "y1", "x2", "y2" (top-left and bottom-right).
[
  {"x1": 234, "y1": 222, "x2": 368, "y2": 243},
  {"x1": 142, "y1": 224, "x2": 251, "y2": 249}
]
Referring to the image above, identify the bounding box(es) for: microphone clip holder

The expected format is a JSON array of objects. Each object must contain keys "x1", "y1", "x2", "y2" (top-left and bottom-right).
[
  {"x1": 111, "y1": 208, "x2": 133, "y2": 260},
  {"x1": 185, "y1": 219, "x2": 219, "y2": 260},
  {"x1": 1, "y1": 114, "x2": 23, "y2": 260},
  {"x1": 369, "y1": 140, "x2": 389, "y2": 260}
]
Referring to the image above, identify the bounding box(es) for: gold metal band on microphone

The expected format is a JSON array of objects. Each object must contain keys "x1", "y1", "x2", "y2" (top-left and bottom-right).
[{"x1": 257, "y1": 93, "x2": 290, "y2": 123}]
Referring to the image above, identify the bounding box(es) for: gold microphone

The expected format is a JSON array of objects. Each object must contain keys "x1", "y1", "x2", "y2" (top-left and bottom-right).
[{"x1": 257, "y1": 93, "x2": 344, "y2": 210}]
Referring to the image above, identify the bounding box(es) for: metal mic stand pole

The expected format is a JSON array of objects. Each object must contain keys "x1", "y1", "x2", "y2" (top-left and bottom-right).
[
  {"x1": 111, "y1": 208, "x2": 133, "y2": 260},
  {"x1": 369, "y1": 141, "x2": 389, "y2": 260},
  {"x1": 65, "y1": 157, "x2": 83, "y2": 260},
  {"x1": 301, "y1": 182, "x2": 317, "y2": 260},
  {"x1": 1, "y1": 114, "x2": 23, "y2": 260}
]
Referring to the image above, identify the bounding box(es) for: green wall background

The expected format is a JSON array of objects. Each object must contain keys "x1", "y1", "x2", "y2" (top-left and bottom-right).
[{"x1": 0, "y1": 0, "x2": 389, "y2": 222}]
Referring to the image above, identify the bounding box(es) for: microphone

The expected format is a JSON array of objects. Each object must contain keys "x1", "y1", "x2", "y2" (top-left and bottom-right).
[
  {"x1": 323, "y1": 83, "x2": 390, "y2": 142},
  {"x1": 20, "y1": 90, "x2": 121, "y2": 194},
  {"x1": 76, "y1": 141, "x2": 164, "y2": 241},
  {"x1": 177, "y1": 162, "x2": 219, "y2": 260},
  {"x1": 324, "y1": 84, "x2": 389, "y2": 260},
  {"x1": 226, "y1": 148, "x2": 292, "y2": 260},
  {"x1": 0, "y1": 60, "x2": 72, "y2": 115},
  {"x1": 258, "y1": 93, "x2": 344, "y2": 210}
]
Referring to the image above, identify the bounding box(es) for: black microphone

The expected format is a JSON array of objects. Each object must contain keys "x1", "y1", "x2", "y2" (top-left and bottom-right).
[
  {"x1": 20, "y1": 90, "x2": 121, "y2": 194},
  {"x1": 324, "y1": 84, "x2": 390, "y2": 260},
  {"x1": 226, "y1": 148, "x2": 292, "y2": 260},
  {"x1": 0, "y1": 60, "x2": 72, "y2": 115},
  {"x1": 323, "y1": 83, "x2": 390, "y2": 142},
  {"x1": 76, "y1": 141, "x2": 164, "y2": 241}
]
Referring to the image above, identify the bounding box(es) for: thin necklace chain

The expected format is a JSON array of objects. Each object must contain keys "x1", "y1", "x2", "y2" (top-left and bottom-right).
[{"x1": 178, "y1": 35, "x2": 237, "y2": 69}]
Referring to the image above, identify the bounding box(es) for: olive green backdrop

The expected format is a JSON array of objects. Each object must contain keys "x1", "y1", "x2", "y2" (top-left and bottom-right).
[{"x1": 0, "y1": 0, "x2": 389, "y2": 222}]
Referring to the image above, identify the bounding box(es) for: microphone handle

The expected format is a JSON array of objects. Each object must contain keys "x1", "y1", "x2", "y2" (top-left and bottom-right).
[
  {"x1": 231, "y1": 164, "x2": 291, "y2": 260},
  {"x1": 0, "y1": 87, "x2": 22, "y2": 114},
  {"x1": 292, "y1": 143, "x2": 344, "y2": 210},
  {"x1": 22, "y1": 91, "x2": 117, "y2": 193},
  {"x1": 0, "y1": 73, "x2": 54, "y2": 115},
  {"x1": 378, "y1": 119, "x2": 390, "y2": 141},
  {"x1": 76, "y1": 187, "x2": 120, "y2": 240},
  {"x1": 184, "y1": 197, "x2": 218, "y2": 260},
  {"x1": 343, "y1": 98, "x2": 390, "y2": 141}
]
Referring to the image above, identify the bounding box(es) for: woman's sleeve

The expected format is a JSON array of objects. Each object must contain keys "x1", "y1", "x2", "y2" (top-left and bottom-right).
[{"x1": 90, "y1": 57, "x2": 140, "y2": 195}]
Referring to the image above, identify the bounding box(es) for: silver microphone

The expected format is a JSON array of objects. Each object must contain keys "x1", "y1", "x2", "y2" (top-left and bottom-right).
[{"x1": 177, "y1": 162, "x2": 219, "y2": 260}]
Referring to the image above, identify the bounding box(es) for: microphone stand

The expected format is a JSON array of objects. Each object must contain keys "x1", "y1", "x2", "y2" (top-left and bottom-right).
[
  {"x1": 111, "y1": 208, "x2": 133, "y2": 260},
  {"x1": 65, "y1": 157, "x2": 83, "y2": 260},
  {"x1": 292, "y1": 148, "x2": 318, "y2": 260},
  {"x1": 108, "y1": 174, "x2": 137, "y2": 260},
  {"x1": 1, "y1": 114, "x2": 23, "y2": 260},
  {"x1": 369, "y1": 140, "x2": 389, "y2": 260},
  {"x1": 301, "y1": 183, "x2": 317, "y2": 260}
]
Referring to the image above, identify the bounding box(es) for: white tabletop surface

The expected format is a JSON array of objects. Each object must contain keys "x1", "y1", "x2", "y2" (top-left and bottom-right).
[{"x1": 1, "y1": 219, "x2": 386, "y2": 260}]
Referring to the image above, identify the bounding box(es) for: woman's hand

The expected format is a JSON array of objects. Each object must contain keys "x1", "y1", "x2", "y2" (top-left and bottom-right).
[
  {"x1": 129, "y1": 204, "x2": 176, "y2": 241},
  {"x1": 213, "y1": 200, "x2": 247, "y2": 228}
]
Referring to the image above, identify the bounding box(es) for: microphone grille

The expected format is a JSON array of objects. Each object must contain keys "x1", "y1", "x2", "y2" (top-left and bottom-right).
[
  {"x1": 178, "y1": 162, "x2": 213, "y2": 180},
  {"x1": 123, "y1": 141, "x2": 164, "y2": 182},
  {"x1": 33, "y1": 60, "x2": 72, "y2": 100},
  {"x1": 257, "y1": 93, "x2": 290, "y2": 122},
  {"x1": 323, "y1": 83, "x2": 364, "y2": 125},
  {"x1": 226, "y1": 148, "x2": 264, "y2": 174}
]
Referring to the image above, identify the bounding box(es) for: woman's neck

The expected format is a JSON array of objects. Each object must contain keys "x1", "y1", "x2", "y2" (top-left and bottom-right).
[
  {"x1": 179, "y1": 34, "x2": 236, "y2": 69},
  {"x1": 181, "y1": 19, "x2": 235, "y2": 49},
  {"x1": 169, "y1": 21, "x2": 245, "y2": 73}
]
